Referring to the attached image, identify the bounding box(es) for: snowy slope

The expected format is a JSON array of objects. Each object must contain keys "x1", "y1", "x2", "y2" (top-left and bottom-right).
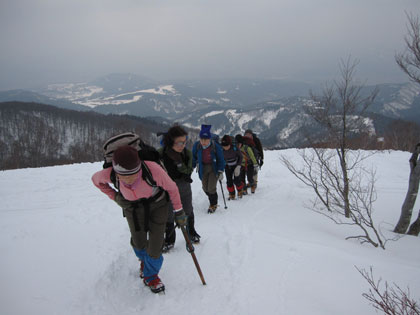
[{"x1": 1, "y1": 150, "x2": 419, "y2": 315}]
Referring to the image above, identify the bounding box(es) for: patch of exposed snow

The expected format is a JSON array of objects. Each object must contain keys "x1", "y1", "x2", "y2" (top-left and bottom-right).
[{"x1": 204, "y1": 110, "x2": 224, "y2": 118}]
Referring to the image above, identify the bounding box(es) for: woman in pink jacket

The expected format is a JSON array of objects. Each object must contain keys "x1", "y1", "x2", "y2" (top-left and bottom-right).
[{"x1": 92, "y1": 145, "x2": 186, "y2": 293}]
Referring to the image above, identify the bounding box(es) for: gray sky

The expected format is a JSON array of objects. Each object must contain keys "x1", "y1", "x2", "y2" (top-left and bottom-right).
[{"x1": 1, "y1": 0, "x2": 419, "y2": 90}]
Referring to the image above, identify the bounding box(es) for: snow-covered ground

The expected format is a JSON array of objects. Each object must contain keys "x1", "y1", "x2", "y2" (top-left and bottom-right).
[{"x1": 1, "y1": 149, "x2": 419, "y2": 315}]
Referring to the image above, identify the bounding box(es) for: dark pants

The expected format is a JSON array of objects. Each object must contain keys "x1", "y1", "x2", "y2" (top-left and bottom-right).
[
  {"x1": 225, "y1": 165, "x2": 242, "y2": 192},
  {"x1": 115, "y1": 192, "x2": 169, "y2": 259},
  {"x1": 245, "y1": 164, "x2": 255, "y2": 187},
  {"x1": 240, "y1": 165, "x2": 255, "y2": 189},
  {"x1": 202, "y1": 164, "x2": 218, "y2": 206},
  {"x1": 165, "y1": 179, "x2": 195, "y2": 244}
]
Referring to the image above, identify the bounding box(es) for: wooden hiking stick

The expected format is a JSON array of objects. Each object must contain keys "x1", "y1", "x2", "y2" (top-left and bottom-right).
[{"x1": 180, "y1": 225, "x2": 206, "y2": 285}]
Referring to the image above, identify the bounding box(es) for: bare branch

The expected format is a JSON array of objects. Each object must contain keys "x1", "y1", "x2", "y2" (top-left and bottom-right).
[
  {"x1": 356, "y1": 266, "x2": 420, "y2": 314},
  {"x1": 395, "y1": 12, "x2": 420, "y2": 85}
]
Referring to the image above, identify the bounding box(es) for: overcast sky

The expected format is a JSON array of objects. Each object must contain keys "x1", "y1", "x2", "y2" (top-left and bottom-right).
[{"x1": 1, "y1": 0, "x2": 419, "y2": 90}]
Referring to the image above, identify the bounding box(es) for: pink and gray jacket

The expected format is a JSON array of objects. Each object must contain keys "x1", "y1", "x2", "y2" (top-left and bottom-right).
[{"x1": 92, "y1": 161, "x2": 183, "y2": 212}]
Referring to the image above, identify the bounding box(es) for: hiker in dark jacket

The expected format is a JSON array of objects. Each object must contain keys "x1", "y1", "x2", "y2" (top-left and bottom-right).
[
  {"x1": 244, "y1": 129, "x2": 264, "y2": 167},
  {"x1": 235, "y1": 134, "x2": 258, "y2": 194},
  {"x1": 221, "y1": 135, "x2": 244, "y2": 200},
  {"x1": 192, "y1": 124, "x2": 225, "y2": 213},
  {"x1": 92, "y1": 145, "x2": 187, "y2": 294},
  {"x1": 158, "y1": 125, "x2": 201, "y2": 251}
]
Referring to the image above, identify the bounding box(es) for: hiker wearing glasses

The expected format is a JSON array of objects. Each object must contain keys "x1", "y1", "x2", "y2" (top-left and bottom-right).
[{"x1": 158, "y1": 125, "x2": 201, "y2": 252}]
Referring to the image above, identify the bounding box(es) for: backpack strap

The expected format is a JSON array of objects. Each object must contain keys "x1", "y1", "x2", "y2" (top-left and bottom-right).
[
  {"x1": 140, "y1": 161, "x2": 157, "y2": 187},
  {"x1": 110, "y1": 169, "x2": 119, "y2": 190}
]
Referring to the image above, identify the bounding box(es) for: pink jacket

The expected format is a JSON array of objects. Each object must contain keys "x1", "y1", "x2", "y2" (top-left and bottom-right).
[{"x1": 92, "y1": 161, "x2": 183, "y2": 212}]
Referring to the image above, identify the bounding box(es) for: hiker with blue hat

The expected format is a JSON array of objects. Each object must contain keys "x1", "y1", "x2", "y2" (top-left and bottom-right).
[{"x1": 192, "y1": 124, "x2": 226, "y2": 213}]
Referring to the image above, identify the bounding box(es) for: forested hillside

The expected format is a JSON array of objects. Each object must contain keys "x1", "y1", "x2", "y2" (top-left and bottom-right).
[{"x1": 0, "y1": 102, "x2": 177, "y2": 170}]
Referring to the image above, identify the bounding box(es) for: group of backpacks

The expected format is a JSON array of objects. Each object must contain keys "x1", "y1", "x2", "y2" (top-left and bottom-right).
[
  {"x1": 98, "y1": 128, "x2": 263, "y2": 294},
  {"x1": 102, "y1": 128, "x2": 264, "y2": 202},
  {"x1": 220, "y1": 130, "x2": 264, "y2": 199}
]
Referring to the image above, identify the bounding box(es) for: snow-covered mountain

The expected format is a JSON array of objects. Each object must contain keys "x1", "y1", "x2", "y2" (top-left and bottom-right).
[
  {"x1": 2, "y1": 74, "x2": 420, "y2": 147},
  {"x1": 33, "y1": 73, "x2": 316, "y2": 116},
  {"x1": 0, "y1": 101, "x2": 173, "y2": 170},
  {"x1": 0, "y1": 89, "x2": 88, "y2": 111},
  {"x1": 1, "y1": 149, "x2": 419, "y2": 315},
  {"x1": 370, "y1": 81, "x2": 420, "y2": 119},
  {"x1": 178, "y1": 97, "x2": 317, "y2": 147}
]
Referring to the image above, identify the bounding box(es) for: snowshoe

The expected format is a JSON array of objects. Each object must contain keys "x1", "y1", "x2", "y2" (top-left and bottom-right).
[{"x1": 144, "y1": 275, "x2": 165, "y2": 293}]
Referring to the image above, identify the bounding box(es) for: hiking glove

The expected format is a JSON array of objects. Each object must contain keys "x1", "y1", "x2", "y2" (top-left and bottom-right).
[
  {"x1": 234, "y1": 165, "x2": 241, "y2": 177},
  {"x1": 174, "y1": 209, "x2": 187, "y2": 228},
  {"x1": 217, "y1": 171, "x2": 224, "y2": 181},
  {"x1": 182, "y1": 174, "x2": 193, "y2": 183}
]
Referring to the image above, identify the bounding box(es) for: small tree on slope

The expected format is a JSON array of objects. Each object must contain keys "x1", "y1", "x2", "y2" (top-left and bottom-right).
[
  {"x1": 281, "y1": 58, "x2": 386, "y2": 249},
  {"x1": 393, "y1": 143, "x2": 420, "y2": 235},
  {"x1": 393, "y1": 13, "x2": 420, "y2": 236}
]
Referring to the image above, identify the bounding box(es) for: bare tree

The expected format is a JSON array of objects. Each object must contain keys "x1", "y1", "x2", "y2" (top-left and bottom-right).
[
  {"x1": 280, "y1": 58, "x2": 386, "y2": 248},
  {"x1": 281, "y1": 148, "x2": 386, "y2": 248},
  {"x1": 305, "y1": 57, "x2": 378, "y2": 218},
  {"x1": 395, "y1": 13, "x2": 420, "y2": 85},
  {"x1": 357, "y1": 266, "x2": 420, "y2": 315},
  {"x1": 394, "y1": 143, "x2": 420, "y2": 235},
  {"x1": 393, "y1": 12, "x2": 420, "y2": 237}
]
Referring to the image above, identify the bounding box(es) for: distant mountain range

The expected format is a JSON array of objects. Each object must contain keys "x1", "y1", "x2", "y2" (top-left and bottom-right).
[{"x1": 1, "y1": 73, "x2": 419, "y2": 147}]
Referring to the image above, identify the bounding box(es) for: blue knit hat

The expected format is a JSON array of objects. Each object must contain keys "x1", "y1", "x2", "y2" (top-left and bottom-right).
[{"x1": 199, "y1": 124, "x2": 212, "y2": 139}]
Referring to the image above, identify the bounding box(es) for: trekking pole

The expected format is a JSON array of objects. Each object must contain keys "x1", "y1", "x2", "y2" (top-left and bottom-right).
[
  {"x1": 180, "y1": 225, "x2": 206, "y2": 285},
  {"x1": 219, "y1": 180, "x2": 228, "y2": 209}
]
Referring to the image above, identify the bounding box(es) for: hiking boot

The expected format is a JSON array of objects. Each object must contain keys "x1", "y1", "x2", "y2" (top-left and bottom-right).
[
  {"x1": 251, "y1": 185, "x2": 256, "y2": 193},
  {"x1": 208, "y1": 205, "x2": 217, "y2": 213},
  {"x1": 189, "y1": 231, "x2": 201, "y2": 243},
  {"x1": 237, "y1": 189, "x2": 243, "y2": 198},
  {"x1": 242, "y1": 188, "x2": 248, "y2": 195},
  {"x1": 162, "y1": 243, "x2": 174, "y2": 253},
  {"x1": 228, "y1": 192, "x2": 236, "y2": 200},
  {"x1": 144, "y1": 275, "x2": 165, "y2": 293},
  {"x1": 139, "y1": 260, "x2": 144, "y2": 279}
]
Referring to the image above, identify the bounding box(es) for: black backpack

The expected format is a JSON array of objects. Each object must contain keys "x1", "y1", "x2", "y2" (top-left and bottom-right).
[{"x1": 102, "y1": 132, "x2": 164, "y2": 190}]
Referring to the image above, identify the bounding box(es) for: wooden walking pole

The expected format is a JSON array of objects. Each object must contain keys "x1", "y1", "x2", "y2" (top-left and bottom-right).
[{"x1": 180, "y1": 225, "x2": 206, "y2": 285}]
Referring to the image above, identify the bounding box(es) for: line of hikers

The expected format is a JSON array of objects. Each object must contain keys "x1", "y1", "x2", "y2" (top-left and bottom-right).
[{"x1": 91, "y1": 124, "x2": 263, "y2": 293}]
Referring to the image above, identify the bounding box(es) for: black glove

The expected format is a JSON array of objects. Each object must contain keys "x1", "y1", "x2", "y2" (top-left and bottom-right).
[
  {"x1": 174, "y1": 209, "x2": 187, "y2": 228},
  {"x1": 182, "y1": 174, "x2": 193, "y2": 183}
]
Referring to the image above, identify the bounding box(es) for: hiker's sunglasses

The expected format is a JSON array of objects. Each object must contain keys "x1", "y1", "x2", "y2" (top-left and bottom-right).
[{"x1": 174, "y1": 140, "x2": 187, "y2": 147}]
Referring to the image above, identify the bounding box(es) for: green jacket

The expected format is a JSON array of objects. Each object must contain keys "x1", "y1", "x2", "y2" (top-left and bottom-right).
[
  {"x1": 240, "y1": 144, "x2": 257, "y2": 167},
  {"x1": 158, "y1": 147, "x2": 193, "y2": 181}
]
